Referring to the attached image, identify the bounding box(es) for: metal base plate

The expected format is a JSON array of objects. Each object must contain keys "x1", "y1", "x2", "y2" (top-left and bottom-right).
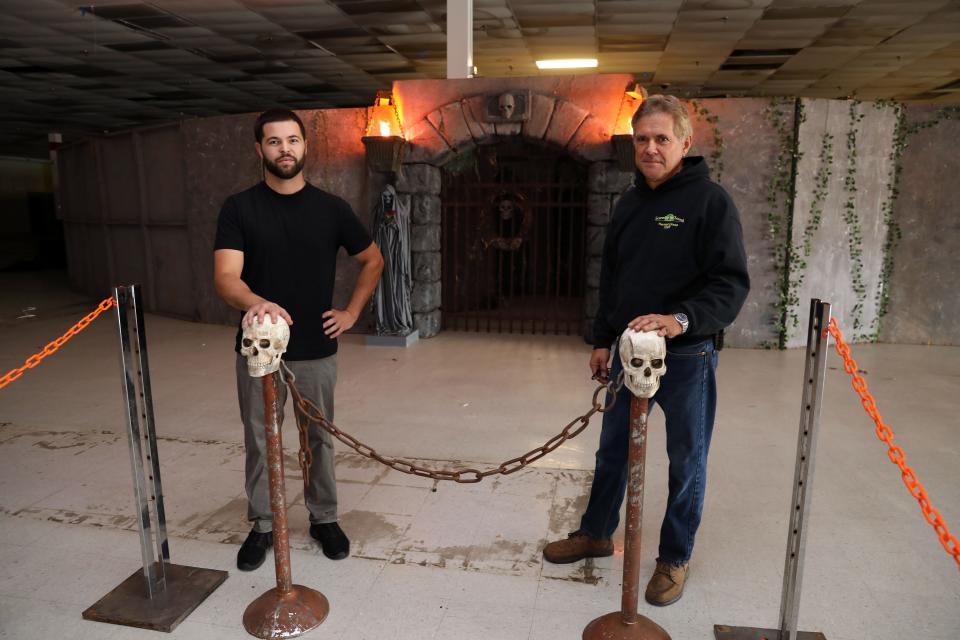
[
  {"x1": 583, "y1": 611, "x2": 672, "y2": 640},
  {"x1": 243, "y1": 584, "x2": 329, "y2": 639},
  {"x1": 82, "y1": 563, "x2": 228, "y2": 632},
  {"x1": 364, "y1": 330, "x2": 419, "y2": 347},
  {"x1": 714, "y1": 624, "x2": 826, "y2": 640}
]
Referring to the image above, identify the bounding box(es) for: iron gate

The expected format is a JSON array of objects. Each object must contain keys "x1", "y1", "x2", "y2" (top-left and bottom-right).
[{"x1": 441, "y1": 141, "x2": 587, "y2": 335}]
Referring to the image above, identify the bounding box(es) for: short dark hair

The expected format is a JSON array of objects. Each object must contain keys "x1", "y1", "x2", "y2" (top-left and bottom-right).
[{"x1": 254, "y1": 109, "x2": 306, "y2": 142}]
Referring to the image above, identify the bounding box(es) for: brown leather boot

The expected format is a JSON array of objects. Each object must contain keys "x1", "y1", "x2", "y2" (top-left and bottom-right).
[
  {"x1": 542, "y1": 531, "x2": 614, "y2": 564},
  {"x1": 644, "y1": 559, "x2": 689, "y2": 606}
]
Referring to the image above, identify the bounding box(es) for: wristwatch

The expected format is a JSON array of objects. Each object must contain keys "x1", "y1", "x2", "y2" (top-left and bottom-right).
[{"x1": 673, "y1": 312, "x2": 689, "y2": 334}]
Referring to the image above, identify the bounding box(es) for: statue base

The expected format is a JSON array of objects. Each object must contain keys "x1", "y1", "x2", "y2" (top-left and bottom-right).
[{"x1": 365, "y1": 330, "x2": 419, "y2": 348}]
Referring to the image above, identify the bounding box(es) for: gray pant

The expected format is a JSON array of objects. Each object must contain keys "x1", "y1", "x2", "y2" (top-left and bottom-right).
[{"x1": 235, "y1": 354, "x2": 338, "y2": 533}]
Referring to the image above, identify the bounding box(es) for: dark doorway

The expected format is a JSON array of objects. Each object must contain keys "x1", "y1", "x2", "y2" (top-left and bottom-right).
[{"x1": 441, "y1": 141, "x2": 588, "y2": 335}]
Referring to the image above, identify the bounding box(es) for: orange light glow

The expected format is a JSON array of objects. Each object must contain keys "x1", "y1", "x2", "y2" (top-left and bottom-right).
[
  {"x1": 366, "y1": 95, "x2": 403, "y2": 138},
  {"x1": 615, "y1": 95, "x2": 644, "y2": 135},
  {"x1": 615, "y1": 84, "x2": 647, "y2": 135}
]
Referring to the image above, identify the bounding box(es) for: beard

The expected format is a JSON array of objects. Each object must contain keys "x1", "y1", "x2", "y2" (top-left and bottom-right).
[{"x1": 263, "y1": 154, "x2": 304, "y2": 179}]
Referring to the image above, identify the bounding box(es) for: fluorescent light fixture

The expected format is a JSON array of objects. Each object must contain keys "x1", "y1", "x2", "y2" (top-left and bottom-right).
[{"x1": 535, "y1": 58, "x2": 598, "y2": 70}]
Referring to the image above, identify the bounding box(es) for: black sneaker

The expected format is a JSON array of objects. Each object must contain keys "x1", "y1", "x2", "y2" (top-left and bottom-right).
[
  {"x1": 309, "y1": 522, "x2": 350, "y2": 560},
  {"x1": 237, "y1": 528, "x2": 273, "y2": 571}
]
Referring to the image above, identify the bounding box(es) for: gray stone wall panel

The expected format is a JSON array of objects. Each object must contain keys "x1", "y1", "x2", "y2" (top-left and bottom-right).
[
  {"x1": 397, "y1": 164, "x2": 442, "y2": 194},
  {"x1": 413, "y1": 251, "x2": 441, "y2": 283},
  {"x1": 414, "y1": 310, "x2": 441, "y2": 337},
  {"x1": 411, "y1": 223, "x2": 441, "y2": 252},
  {"x1": 412, "y1": 194, "x2": 441, "y2": 225},
  {"x1": 881, "y1": 105, "x2": 960, "y2": 345},
  {"x1": 412, "y1": 280, "x2": 441, "y2": 313}
]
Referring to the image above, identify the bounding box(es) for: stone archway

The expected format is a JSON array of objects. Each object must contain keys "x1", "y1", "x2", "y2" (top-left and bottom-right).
[{"x1": 395, "y1": 94, "x2": 634, "y2": 339}]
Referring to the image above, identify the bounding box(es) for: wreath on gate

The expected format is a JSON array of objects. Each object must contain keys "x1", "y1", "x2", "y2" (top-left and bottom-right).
[{"x1": 479, "y1": 190, "x2": 532, "y2": 251}]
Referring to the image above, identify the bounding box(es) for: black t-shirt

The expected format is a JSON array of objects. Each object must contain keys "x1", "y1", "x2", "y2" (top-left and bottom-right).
[{"x1": 214, "y1": 181, "x2": 372, "y2": 360}]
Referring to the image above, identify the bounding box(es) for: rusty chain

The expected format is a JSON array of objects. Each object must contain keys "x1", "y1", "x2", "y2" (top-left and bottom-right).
[
  {"x1": 282, "y1": 361, "x2": 624, "y2": 485},
  {"x1": 826, "y1": 317, "x2": 960, "y2": 570},
  {"x1": 0, "y1": 296, "x2": 116, "y2": 391}
]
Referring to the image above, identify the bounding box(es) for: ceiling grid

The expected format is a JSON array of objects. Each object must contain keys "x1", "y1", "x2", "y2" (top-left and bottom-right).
[{"x1": 0, "y1": 0, "x2": 955, "y2": 155}]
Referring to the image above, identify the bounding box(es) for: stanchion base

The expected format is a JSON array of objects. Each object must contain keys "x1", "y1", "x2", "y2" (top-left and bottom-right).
[
  {"x1": 82, "y1": 562, "x2": 228, "y2": 632},
  {"x1": 583, "y1": 611, "x2": 671, "y2": 640},
  {"x1": 243, "y1": 584, "x2": 329, "y2": 639},
  {"x1": 714, "y1": 624, "x2": 826, "y2": 639}
]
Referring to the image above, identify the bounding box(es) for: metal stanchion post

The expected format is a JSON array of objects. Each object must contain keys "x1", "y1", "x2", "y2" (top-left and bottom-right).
[
  {"x1": 83, "y1": 284, "x2": 227, "y2": 632},
  {"x1": 714, "y1": 298, "x2": 831, "y2": 640},
  {"x1": 584, "y1": 328, "x2": 671, "y2": 640},
  {"x1": 583, "y1": 395, "x2": 670, "y2": 640},
  {"x1": 242, "y1": 370, "x2": 329, "y2": 639}
]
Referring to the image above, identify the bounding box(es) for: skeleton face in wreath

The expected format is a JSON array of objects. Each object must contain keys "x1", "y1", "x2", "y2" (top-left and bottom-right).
[
  {"x1": 498, "y1": 198, "x2": 516, "y2": 220},
  {"x1": 498, "y1": 93, "x2": 516, "y2": 119}
]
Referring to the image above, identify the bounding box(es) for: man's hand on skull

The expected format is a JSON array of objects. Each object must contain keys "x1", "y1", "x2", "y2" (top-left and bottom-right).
[
  {"x1": 243, "y1": 301, "x2": 293, "y2": 327},
  {"x1": 628, "y1": 313, "x2": 682, "y2": 338},
  {"x1": 323, "y1": 308, "x2": 357, "y2": 338}
]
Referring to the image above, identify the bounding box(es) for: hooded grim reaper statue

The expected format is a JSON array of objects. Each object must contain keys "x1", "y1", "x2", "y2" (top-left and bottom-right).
[{"x1": 371, "y1": 184, "x2": 413, "y2": 335}]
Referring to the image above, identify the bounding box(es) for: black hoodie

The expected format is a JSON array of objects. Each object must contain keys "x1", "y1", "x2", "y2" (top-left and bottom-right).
[{"x1": 592, "y1": 156, "x2": 750, "y2": 349}]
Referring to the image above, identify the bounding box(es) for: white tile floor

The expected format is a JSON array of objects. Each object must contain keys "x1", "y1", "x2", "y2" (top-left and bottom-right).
[{"x1": 0, "y1": 271, "x2": 958, "y2": 639}]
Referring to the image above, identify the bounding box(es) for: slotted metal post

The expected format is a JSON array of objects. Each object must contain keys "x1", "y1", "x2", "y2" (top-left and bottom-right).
[
  {"x1": 714, "y1": 298, "x2": 830, "y2": 640},
  {"x1": 82, "y1": 284, "x2": 227, "y2": 632},
  {"x1": 115, "y1": 283, "x2": 168, "y2": 596}
]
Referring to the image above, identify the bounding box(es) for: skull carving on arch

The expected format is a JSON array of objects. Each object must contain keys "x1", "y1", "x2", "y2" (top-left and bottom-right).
[
  {"x1": 498, "y1": 92, "x2": 516, "y2": 120},
  {"x1": 619, "y1": 329, "x2": 667, "y2": 398},
  {"x1": 240, "y1": 316, "x2": 290, "y2": 377}
]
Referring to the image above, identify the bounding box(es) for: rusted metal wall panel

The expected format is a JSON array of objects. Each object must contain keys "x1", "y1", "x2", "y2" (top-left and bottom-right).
[
  {"x1": 150, "y1": 227, "x2": 196, "y2": 319},
  {"x1": 99, "y1": 135, "x2": 140, "y2": 224},
  {"x1": 108, "y1": 225, "x2": 148, "y2": 292},
  {"x1": 59, "y1": 141, "x2": 100, "y2": 224},
  {"x1": 140, "y1": 126, "x2": 186, "y2": 225}
]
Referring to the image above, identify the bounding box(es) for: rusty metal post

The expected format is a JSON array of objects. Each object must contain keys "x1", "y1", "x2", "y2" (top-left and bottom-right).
[
  {"x1": 583, "y1": 396, "x2": 671, "y2": 640},
  {"x1": 243, "y1": 371, "x2": 329, "y2": 639}
]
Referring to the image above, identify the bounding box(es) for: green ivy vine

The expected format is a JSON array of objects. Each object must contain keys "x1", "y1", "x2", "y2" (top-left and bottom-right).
[
  {"x1": 842, "y1": 101, "x2": 868, "y2": 338},
  {"x1": 870, "y1": 102, "x2": 960, "y2": 341},
  {"x1": 689, "y1": 100, "x2": 725, "y2": 184},
  {"x1": 762, "y1": 97, "x2": 803, "y2": 348},
  {"x1": 800, "y1": 132, "x2": 834, "y2": 260},
  {"x1": 872, "y1": 99, "x2": 905, "y2": 342},
  {"x1": 783, "y1": 130, "x2": 834, "y2": 332},
  {"x1": 441, "y1": 148, "x2": 477, "y2": 177}
]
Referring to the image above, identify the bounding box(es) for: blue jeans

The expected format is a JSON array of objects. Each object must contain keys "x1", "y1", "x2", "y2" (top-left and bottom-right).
[{"x1": 579, "y1": 339, "x2": 718, "y2": 564}]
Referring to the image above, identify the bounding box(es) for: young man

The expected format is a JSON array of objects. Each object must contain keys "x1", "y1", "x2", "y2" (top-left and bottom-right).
[
  {"x1": 214, "y1": 108, "x2": 383, "y2": 570},
  {"x1": 542, "y1": 95, "x2": 750, "y2": 606}
]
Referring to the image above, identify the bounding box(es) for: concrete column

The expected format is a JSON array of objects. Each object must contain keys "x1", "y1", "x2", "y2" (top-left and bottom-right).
[{"x1": 446, "y1": 0, "x2": 473, "y2": 79}]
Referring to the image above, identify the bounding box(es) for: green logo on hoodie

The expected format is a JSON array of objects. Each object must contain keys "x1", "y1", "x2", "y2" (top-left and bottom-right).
[{"x1": 655, "y1": 213, "x2": 685, "y2": 229}]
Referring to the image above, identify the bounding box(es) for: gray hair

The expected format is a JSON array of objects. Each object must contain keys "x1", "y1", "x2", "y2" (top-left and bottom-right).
[{"x1": 630, "y1": 94, "x2": 693, "y2": 142}]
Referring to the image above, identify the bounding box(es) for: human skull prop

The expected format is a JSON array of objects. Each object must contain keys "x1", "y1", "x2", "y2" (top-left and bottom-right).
[
  {"x1": 240, "y1": 316, "x2": 290, "y2": 377},
  {"x1": 619, "y1": 329, "x2": 667, "y2": 398},
  {"x1": 498, "y1": 92, "x2": 516, "y2": 119},
  {"x1": 498, "y1": 198, "x2": 515, "y2": 220}
]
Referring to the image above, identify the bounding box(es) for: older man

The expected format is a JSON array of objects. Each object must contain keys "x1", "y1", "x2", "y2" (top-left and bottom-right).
[
  {"x1": 214, "y1": 108, "x2": 383, "y2": 570},
  {"x1": 543, "y1": 95, "x2": 750, "y2": 606}
]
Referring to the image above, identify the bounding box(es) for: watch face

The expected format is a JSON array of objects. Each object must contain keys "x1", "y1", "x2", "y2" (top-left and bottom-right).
[{"x1": 674, "y1": 313, "x2": 688, "y2": 332}]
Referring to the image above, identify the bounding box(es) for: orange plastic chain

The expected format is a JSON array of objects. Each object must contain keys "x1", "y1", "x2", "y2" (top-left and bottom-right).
[
  {"x1": 826, "y1": 318, "x2": 960, "y2": 570},
  {"x1": 0, "y1": 296, "x2": 115, "y2": 391}
]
